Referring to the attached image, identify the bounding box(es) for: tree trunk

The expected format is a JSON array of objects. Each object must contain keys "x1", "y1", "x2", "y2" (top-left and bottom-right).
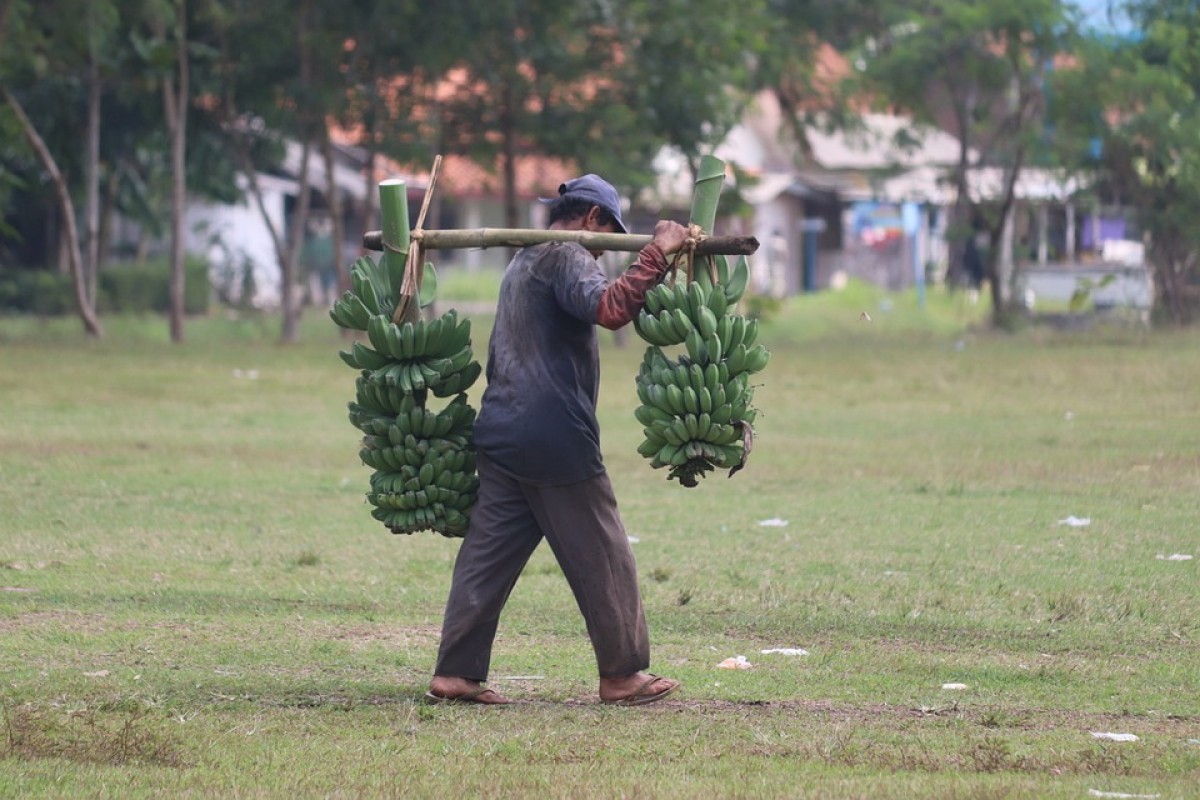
[
  {"x1": 985, "y1": 155, "x2": 1027, "y2": 327},
  {"x1": 164, "y1": 0, "x2": 189, "y2": 343},
  {"x1": 1151, "y1": 241, "x2": 1197, "y2": 325},
  {"x1": 502, "y1": 122, "x2": 517, "y2": 229},
  {"x1": 0, "y1": 0, "x2": 14, "y2": 45},
  {"x1": 84, "y1": 48, "x2": 102, "y2": 307},
  {"x1": 501, "y1": 78, "x2": 519, "y2": 219},
  {"x1": 280, "y1": 138, "x2": 314, "y2": 343},
  {"x1": 97, "y1": 164, "x2": 120, "y2": 273},
  {"x1": 358, "y1": 64, "x2": 381, "y2": 257},
  {"x1": 322, "y1": 130, "x2": 348, "y2": 293},
  {"x1": 947, "y1": 87, "x2": 975, "y2": 290},
  {"x1": 2, "y1": 85, "x2": 104, "y2": 337},
  {"x1": 361, "y1": 147, "x2": 377, "y2": 255},
  {"x1": 279, "y1": 0, "x2": 316, "y2": 343}
]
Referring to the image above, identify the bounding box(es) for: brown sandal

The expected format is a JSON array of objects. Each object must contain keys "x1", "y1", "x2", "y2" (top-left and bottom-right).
[
  {"x1": 424, "y1": 686, "x2": 511, "y2": 705},
  {"x1": 601, "y1": 674, "x2": 679, "y2": 706}
]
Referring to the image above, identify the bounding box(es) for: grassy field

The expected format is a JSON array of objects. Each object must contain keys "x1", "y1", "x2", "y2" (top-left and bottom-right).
[{"x1": 1, "y1": 283, "x2": 1197, "y2": 799}]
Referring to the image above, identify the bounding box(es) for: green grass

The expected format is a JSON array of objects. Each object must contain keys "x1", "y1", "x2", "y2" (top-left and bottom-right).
[{"x1": 1, "y1": 287, "x2": 1198, "y2": 799}]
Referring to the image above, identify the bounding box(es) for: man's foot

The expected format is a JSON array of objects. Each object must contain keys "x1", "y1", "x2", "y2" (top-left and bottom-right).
[
  {"x1": 426, "y1": 676, "x2": 511, "y2": 705},
  {"x1": 599, "y1": 672, "x2": 679, "y2": 706}
]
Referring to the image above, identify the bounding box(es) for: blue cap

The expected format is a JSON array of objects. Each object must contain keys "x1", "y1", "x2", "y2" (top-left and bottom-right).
[{"x1": 540, "y1": 174, "x2": 628, "y2": 233}]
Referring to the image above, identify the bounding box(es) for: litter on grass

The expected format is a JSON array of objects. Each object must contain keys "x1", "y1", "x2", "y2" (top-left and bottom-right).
[
  {"x1": 1087, "y1": 791, "x2": 1160, "y2": 799},
  {"x1": 758, "y1": 518, "x2": 788, "y2": 527},
  {"x1": 716, "y1": 655, "x2": 753, "y2": 670},
  {"x1": 1058, "y1": 515, "x2": 1091, "y2": 527},
  {"x1": 1155, "y1": 553, "x2": 1193, "y2": 561},
  {"x1": 941, "y1": 683, "x2": 969, "y2": 691},
  {"x1": 760, "y1": 648, "x2": 809, "y2": 656},
  {"x1": 1090, "y1": 732, "x2": 1139, "y2": 742},
  {"x1": 626, "y1": 535, "x2": 640, "y2": 544}
]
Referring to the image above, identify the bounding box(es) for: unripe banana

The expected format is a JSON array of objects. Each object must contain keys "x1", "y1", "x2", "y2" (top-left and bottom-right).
[
  {"x1": 671, "y1": 309, "x2": 693, "y2": 341},
  {"x1": 706, "y1": 286, "x2": 728, "y2": 318},
  {"x1": 743, "y1": 344, "x2": 771, "y2": 373},
  {"x1": 696, "y1": 305, "x2": 719, "y2": 340},
  {"x1": 665, "y1": 383, "x2": 686, "y2": 416},
  {"x1": 743, "y1": 318, "x2": 759, "y2": 348},
  {"x1": 684, "y1": 329, "x2": 706, "y2": 364},
  {"x1": 636, "y1": 437, "x2": 662, "y2": 458},
  {"x1": 644, "y1": 284, "x2": 663, "y2": 315}
]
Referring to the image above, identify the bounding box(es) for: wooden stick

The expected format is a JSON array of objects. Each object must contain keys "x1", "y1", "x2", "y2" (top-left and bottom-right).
[
  {"x1": 413, "y1": 154, "x2": 442, "y2": 232},
  {"x1": 407, "y1": 155, "x2": 442, "y2": 300},
  {"x1": 363, "y1": 228, "x2": 759, "y2": 255}
]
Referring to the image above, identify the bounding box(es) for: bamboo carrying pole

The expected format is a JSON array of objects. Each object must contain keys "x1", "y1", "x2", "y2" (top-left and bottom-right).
[
  {"x1": 365, "y1": 153, "x2": 755, "y2": 257},
  {"x1": 362, "y1": 228, "x2": 757, "y2": 255}
]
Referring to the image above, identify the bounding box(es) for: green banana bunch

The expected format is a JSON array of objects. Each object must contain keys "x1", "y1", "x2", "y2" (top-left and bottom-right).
[
  {"x1": 630, "y1": 255, "x2": 768, "y2": 487},
  {"x1": 364, "y1": 433, "x2": 479, "y2": 536},
  {"x1": 332, "y1": 252, "x2": 481, "y2": 537}
]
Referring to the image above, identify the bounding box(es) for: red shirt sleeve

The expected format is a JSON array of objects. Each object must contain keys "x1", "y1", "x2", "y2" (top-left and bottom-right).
[{"x1": 594, "y1": 244, "x2": 669, "y2": 330}]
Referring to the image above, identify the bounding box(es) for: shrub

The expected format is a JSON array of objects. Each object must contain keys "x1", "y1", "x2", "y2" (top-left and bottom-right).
[
  {"x1": 0, "y1": 257, "x2": 210, "y2": 315},
  {"x1": 0, "y1": 270, "x2": 76, "y2": 315}
]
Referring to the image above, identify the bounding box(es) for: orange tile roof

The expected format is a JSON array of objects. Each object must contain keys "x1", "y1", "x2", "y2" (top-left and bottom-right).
[
  {"x1": 401, "y1": 154, "x2": 579, "y2": 200},
  {"x1": 329, "y1": 132, "x2": 578, "y2": 202}
]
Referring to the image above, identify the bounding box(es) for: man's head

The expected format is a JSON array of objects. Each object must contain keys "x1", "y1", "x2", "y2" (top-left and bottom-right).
[{"x1": 541, "y1": 174, "x2": 628, "y2": 234}]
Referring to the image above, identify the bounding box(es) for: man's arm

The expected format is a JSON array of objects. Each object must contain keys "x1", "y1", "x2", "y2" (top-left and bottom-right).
[{"x1": 595, "y1": 221, "x2": 688, "y2": 330}]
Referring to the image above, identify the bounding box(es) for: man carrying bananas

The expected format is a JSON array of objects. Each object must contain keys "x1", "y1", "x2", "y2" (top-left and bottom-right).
[{"x1": 427, "y1": 174, "x2": 688, "y2": 706}]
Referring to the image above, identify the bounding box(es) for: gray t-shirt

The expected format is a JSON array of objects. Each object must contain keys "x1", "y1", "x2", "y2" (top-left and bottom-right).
[{"x1": 472, "y1": 241, "x2": 610, "y2": 485}]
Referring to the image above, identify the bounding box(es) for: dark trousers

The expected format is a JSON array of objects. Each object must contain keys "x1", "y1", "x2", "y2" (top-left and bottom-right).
[{"x1": 434, "y1": 453, "x2": 650, "y2": 681}]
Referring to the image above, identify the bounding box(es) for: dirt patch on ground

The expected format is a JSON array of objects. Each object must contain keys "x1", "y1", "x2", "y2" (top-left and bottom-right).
[
  {"x1": 625, "y1": 697, "x2": 1199, "y2": 735},
  {"x1": 316, "y1": 621, "x2": 442, "y2": 651},
  {"x1": 0, "y1": 610, "x2": 112, "y2": 635}
]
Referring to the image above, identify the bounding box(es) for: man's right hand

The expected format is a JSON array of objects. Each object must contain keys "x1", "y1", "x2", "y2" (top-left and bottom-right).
[{"x1": 651, "y1": 220, "x2": 689, "y2": 255}]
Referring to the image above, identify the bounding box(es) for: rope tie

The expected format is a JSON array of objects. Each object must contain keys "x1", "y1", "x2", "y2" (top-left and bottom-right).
[
  {"x1": 382, "y1": 235, "x2": 426, "y2": 325},
  {"x1": 669, "y1": 224, "x2": 706, "y2": 285}
]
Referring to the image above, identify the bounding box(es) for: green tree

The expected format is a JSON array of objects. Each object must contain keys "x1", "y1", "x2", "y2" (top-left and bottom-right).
[
  {"x1": 751, "y1": 1, "x2": 886, "y2": 144},
  {"x1": 325, "y1": 0, "x2": 462, "y2": 293},
  {"x1": 852, "y1": 0, "x2": 1077, "y2": 325},
  {"x1": 427, "y1": 0, "x2": 777, "y2": 222},
  {"x1": 0, "y1": 0, "x2": 122, "y2": 336},
  {"x1": 432, "y1": 0, "x2": 625, "y2": 228},
  {"x1": 1059, "y1": 0, "x2": 1200, "y2": 323},
  {"x1": 606, "y1": 0, "x2": 769, "y2": 189},
  {"x1": 205, "y1": 0, "x2": 356, "y2": 342}
]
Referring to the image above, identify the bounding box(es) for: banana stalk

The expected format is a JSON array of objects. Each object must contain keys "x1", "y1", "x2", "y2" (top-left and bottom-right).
[
  {"x1": 688, "y1": 154, "x2": 726, "y2": 236},
  {"x1": 378, "y1": 179, "x2": 420, "y2": 325}
]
